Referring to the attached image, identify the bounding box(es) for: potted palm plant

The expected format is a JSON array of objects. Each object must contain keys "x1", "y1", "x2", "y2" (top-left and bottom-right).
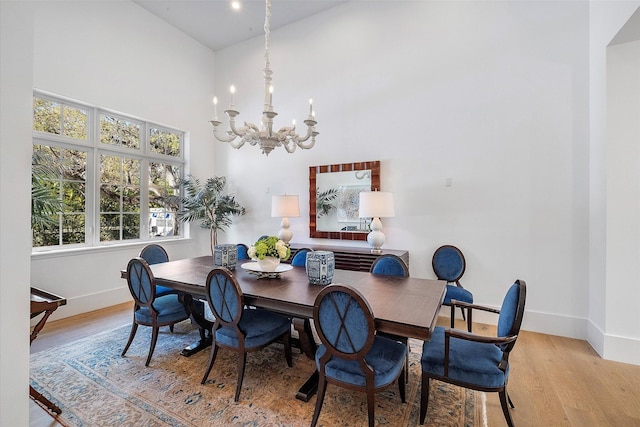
[{"x1": 168, "y1": 175, "x2": 246, "y2": 255}]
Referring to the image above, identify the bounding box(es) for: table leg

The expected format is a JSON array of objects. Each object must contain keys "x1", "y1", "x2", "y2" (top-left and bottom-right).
[
  {"x1": 293, "y1": 318, "x2": 319, "y2": 402},
  {"x1": 180, "y1": 296, "x2": 213, "y2": 357}
]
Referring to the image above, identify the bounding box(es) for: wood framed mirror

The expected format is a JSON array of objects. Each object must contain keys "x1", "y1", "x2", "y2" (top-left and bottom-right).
[{"x1": 309, "y1": 161, "x2": 380, "y2": 240}]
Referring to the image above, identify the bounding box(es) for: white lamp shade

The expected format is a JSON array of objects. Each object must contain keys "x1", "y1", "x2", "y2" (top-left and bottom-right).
[
  {"x1": 271, "y1": 195, "x2": 300, "y2": 218},
  {"x1": 359, "y1": 191, "x2": 395, "y2": 218}
]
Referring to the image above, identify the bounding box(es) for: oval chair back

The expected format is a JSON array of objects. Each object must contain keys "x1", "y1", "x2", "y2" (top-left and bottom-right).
[
  {"x1": 370, "y1": 254, "x2": 409, "y2": 277},
  {"x1": 206, "y1": 268, "x2": 244, "y2": 329},
  {"x1": 432, "y1": 245, "x2": 465, "y2": 283},
  {"x1": 126, "y1": 257, "x2": 156, "y2": 308},
  {"x1": 432, "y1": 245, "x2": 473, "y2": 327},
  {"x1": 314, "y1": 284, "x2": 376, "y2": 360},
  {"x1": 139, "y1": 244, "x2": 169, "y2": 265},
  {"x1": 139, "y1": 244, "x2": 175, "y2": 296},
  {"x1": 497, "y1": 280, "x2": 527, "y2": 352},
  {"x1": 237, "y1": 243, "x2": 250, "y2": 260},
  {"x1": 291, "y1": 248, "x2": 312, "y2": 267}
]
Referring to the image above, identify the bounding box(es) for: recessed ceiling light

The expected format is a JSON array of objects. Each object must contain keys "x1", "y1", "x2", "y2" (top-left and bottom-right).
[{"x1": 231, "y1": 1, "x2": 241, "y2": 11}]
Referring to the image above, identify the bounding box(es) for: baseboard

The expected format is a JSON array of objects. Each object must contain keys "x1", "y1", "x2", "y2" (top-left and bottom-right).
[
  {"x1": 33, "y1": 287, "x2": 132, "y2": 324},
  {"x1": 440, "y1": 306, "x2": 588, "y2": 339}
]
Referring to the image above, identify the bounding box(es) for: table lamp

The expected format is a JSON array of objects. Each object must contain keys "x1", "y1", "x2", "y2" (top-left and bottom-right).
[
  {"x1": 359, "y1": 191, "x2": 395, "y2": 254},
  {"x1": 271, "y1": 195, "x2": 300, "y2": 244}
]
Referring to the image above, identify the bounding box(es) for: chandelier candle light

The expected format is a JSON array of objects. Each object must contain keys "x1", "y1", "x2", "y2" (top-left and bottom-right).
[
  {"x1": 210, "y1": 0, "x2": 318, "y2": 156},
  {"x1": 271, "y1": 195, "x2": 300, "y2": 244},
  {"x1": 359, "y1": 191, "x2": 395, "y2": 254}
]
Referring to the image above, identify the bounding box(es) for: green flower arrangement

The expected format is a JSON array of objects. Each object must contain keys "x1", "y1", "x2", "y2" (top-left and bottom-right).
[{"x1": 248, "y1": 236, "x2": 290, "y2": 261}]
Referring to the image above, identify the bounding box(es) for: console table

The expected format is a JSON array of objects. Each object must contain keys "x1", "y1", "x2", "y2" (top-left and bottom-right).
[{"x1": 289, "y1": 244, "x2": 409, "y2": 272}]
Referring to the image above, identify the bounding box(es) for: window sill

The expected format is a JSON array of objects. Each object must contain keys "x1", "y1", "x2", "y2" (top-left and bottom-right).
[{"x1": 31, "y1": 237, "x2": 191, "y2": 260}]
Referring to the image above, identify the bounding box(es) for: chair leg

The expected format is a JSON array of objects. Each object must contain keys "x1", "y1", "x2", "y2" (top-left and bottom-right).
[
  {"x1": 460, "y1": 306, "x2": 466, "y2": 321},
  {"x1": 310, "y1": 373, "x2": 327, "y2": 427},
  {"x1": 121, "y1": 322, "x2": 138, "y2": 357},
  {"x1": 169, "y1": 324, "x2": 174, "y2": 333},
  {"x1": 234, "y1": 352, "x2": 247, "y2": 402},
  {"x1": 499, "y1": 389, "x2": 516, "y2": 427},
  {"x1": 201, "y1": 342, "x2": 219, "y2": 384},
  {"x1": 507, "y1": 390, "x2": 515, "y2": 408},
  {"x1": 283, "y1": 332, "x2": 293, "y2": 368},
  {"x1": 145, "y1": 326, "x2": 159, "y2": 367},
  {"x1": 419, "y1": 373, "x2": 430, "y2": 425},
  {"x1": 366, "y1": 383, "x2": 375, "y2": 427},
  {"x1": 398, "y1": 357, "x2": 406, "y2": 403}
]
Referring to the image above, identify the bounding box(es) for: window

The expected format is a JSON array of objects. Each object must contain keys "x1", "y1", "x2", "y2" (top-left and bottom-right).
[{"x1": 32, "y1": 92, "x2": 185, "y2": 249}]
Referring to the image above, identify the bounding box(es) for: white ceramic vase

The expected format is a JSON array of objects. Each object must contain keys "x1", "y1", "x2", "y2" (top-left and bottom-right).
[{"x1": 257, "y1": 256, "x2": 280, "y2": 272}]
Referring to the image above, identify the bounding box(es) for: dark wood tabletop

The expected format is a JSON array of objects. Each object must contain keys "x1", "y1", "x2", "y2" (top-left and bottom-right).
[{"x1": 147, "y1": 256, "x2": 446, "y2": 341}]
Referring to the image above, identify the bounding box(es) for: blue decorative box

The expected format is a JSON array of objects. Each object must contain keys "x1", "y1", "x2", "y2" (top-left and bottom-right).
[
  {"x1": 305, "y1": 251, "x2": 335, "y2": 285},
  {"x1": 214, "y1": 244, "x2": 238, "y2": 270}
]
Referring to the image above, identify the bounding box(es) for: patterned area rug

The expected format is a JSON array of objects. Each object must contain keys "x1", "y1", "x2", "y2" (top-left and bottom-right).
[{"x1": 30, "y1": 321, "x2": 484, "y2": 426}]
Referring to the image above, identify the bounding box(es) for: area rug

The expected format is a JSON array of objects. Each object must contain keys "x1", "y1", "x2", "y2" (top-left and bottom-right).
[{"x1": 30, "y1": 321, "x2": 485, "y2": 426}]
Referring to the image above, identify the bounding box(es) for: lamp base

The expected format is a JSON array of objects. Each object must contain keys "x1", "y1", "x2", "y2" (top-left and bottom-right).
[
  {"x1": 278, "y1": 217, "x2": 293, "y2": 244},
  {"x1": 366, "y1": 218, "x2": 385, "y2": 255}
]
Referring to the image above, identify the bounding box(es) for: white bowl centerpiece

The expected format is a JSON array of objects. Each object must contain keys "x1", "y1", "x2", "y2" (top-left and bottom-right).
[{"x1": 248, "y1": 236, "x2": 291, "y2": 272}]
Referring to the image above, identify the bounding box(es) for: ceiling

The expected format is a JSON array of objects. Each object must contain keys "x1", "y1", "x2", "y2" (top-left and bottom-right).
[{"x1": 133, "y1": 0, "x2": 349, "y2": 52}]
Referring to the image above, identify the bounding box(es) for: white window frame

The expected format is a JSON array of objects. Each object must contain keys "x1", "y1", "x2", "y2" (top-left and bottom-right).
[{"x1": 32, "y1": 90, "x2": 186, "y2": 252}]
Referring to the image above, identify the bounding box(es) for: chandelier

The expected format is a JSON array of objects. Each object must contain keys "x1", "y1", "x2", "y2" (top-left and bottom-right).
[{"x1": 210, "y1": 0, "x2": 318, "y2": 156}]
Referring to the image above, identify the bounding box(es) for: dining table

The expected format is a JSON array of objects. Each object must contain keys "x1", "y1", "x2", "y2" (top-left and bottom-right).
[{"x1": 121, "y1": 255, "x2": 446, "y2": 401}]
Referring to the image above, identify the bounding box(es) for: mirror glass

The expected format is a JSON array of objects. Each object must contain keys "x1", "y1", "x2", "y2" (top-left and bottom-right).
[{"x1": 309, "y1": 161, "x2": 380, "y2": 240}]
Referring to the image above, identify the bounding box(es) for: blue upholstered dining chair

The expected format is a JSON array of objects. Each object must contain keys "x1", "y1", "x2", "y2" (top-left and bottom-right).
[
  {"x1": 139, "y1": 244, "x2": 176, "y2": 297},
  {"x1": 432, "y1": 245, "x2": 474, "y2": 329},
  {"x1": 121, "y1": 257, "x2": 191, "y2": 366},
  {"x1": 291, "y1": 247, "x2": 311, "y2": 267},
  {"x1": 201, "y1": 267, "x2": 293, "y2": 402},
  {"x1": 369, "y1": 253, "x2": 410, "y2": 382},
  {"x1": 311, "y1": 284, "x2": 407, "y2": 427},
  {"x1": 370, "y1": 254, "x2": 409, "y2": 277},
  {"x1": 420, "y1": 280, "x2": 527, "y2": 427},
  {"x1": 236, "y1": 243, "x2": 250, "y2": 260}
]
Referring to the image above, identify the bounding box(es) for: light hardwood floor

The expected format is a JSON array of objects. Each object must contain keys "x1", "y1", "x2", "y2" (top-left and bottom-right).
[{"x1": 30, "y1": 303, "x2": 640, "y2": 426}]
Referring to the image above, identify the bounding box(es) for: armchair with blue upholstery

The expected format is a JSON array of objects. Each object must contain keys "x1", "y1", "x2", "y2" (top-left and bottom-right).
[
  {"x1": 201, "y1": 267, "x2": 293, "y2": 401},
  {"x1": 420, "y1": 280, "x2": 527, "y2": 427},
  {"x1": 121, "y1": 257, "x2": 191, "y2": 366},
  {"x1": 432, "y1": 245, "x2": 474, "y2": 328},
  {"x1": 311, "y1": 284, "x2": 407, "y2": 427}
]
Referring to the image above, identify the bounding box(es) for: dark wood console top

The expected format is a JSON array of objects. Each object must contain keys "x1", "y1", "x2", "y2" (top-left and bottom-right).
[{"x1": 289, "y1": 244, "x2": 409, "y2": 272}]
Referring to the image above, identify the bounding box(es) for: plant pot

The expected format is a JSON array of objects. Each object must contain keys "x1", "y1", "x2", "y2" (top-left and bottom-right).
[{"x1": 257, "y1": 256, "x2": 280, "y2": 272}]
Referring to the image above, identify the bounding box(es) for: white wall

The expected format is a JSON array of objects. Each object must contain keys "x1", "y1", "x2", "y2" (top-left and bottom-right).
[
  {"x1": 588, "y1": 1, "x2": 640, "y2": 363},
  {"x1": 1, "y1": 2, "x2": 35, "y2": 425},
  {"x1": 605, "y1": 39, "x2": 640, "y2": 364},
  {"x1": 28, "y1": 0, "x2": 217, "y2": 318},
  {"x1": 215, "y1": 0, "x2": 594, "y2": 335}
]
